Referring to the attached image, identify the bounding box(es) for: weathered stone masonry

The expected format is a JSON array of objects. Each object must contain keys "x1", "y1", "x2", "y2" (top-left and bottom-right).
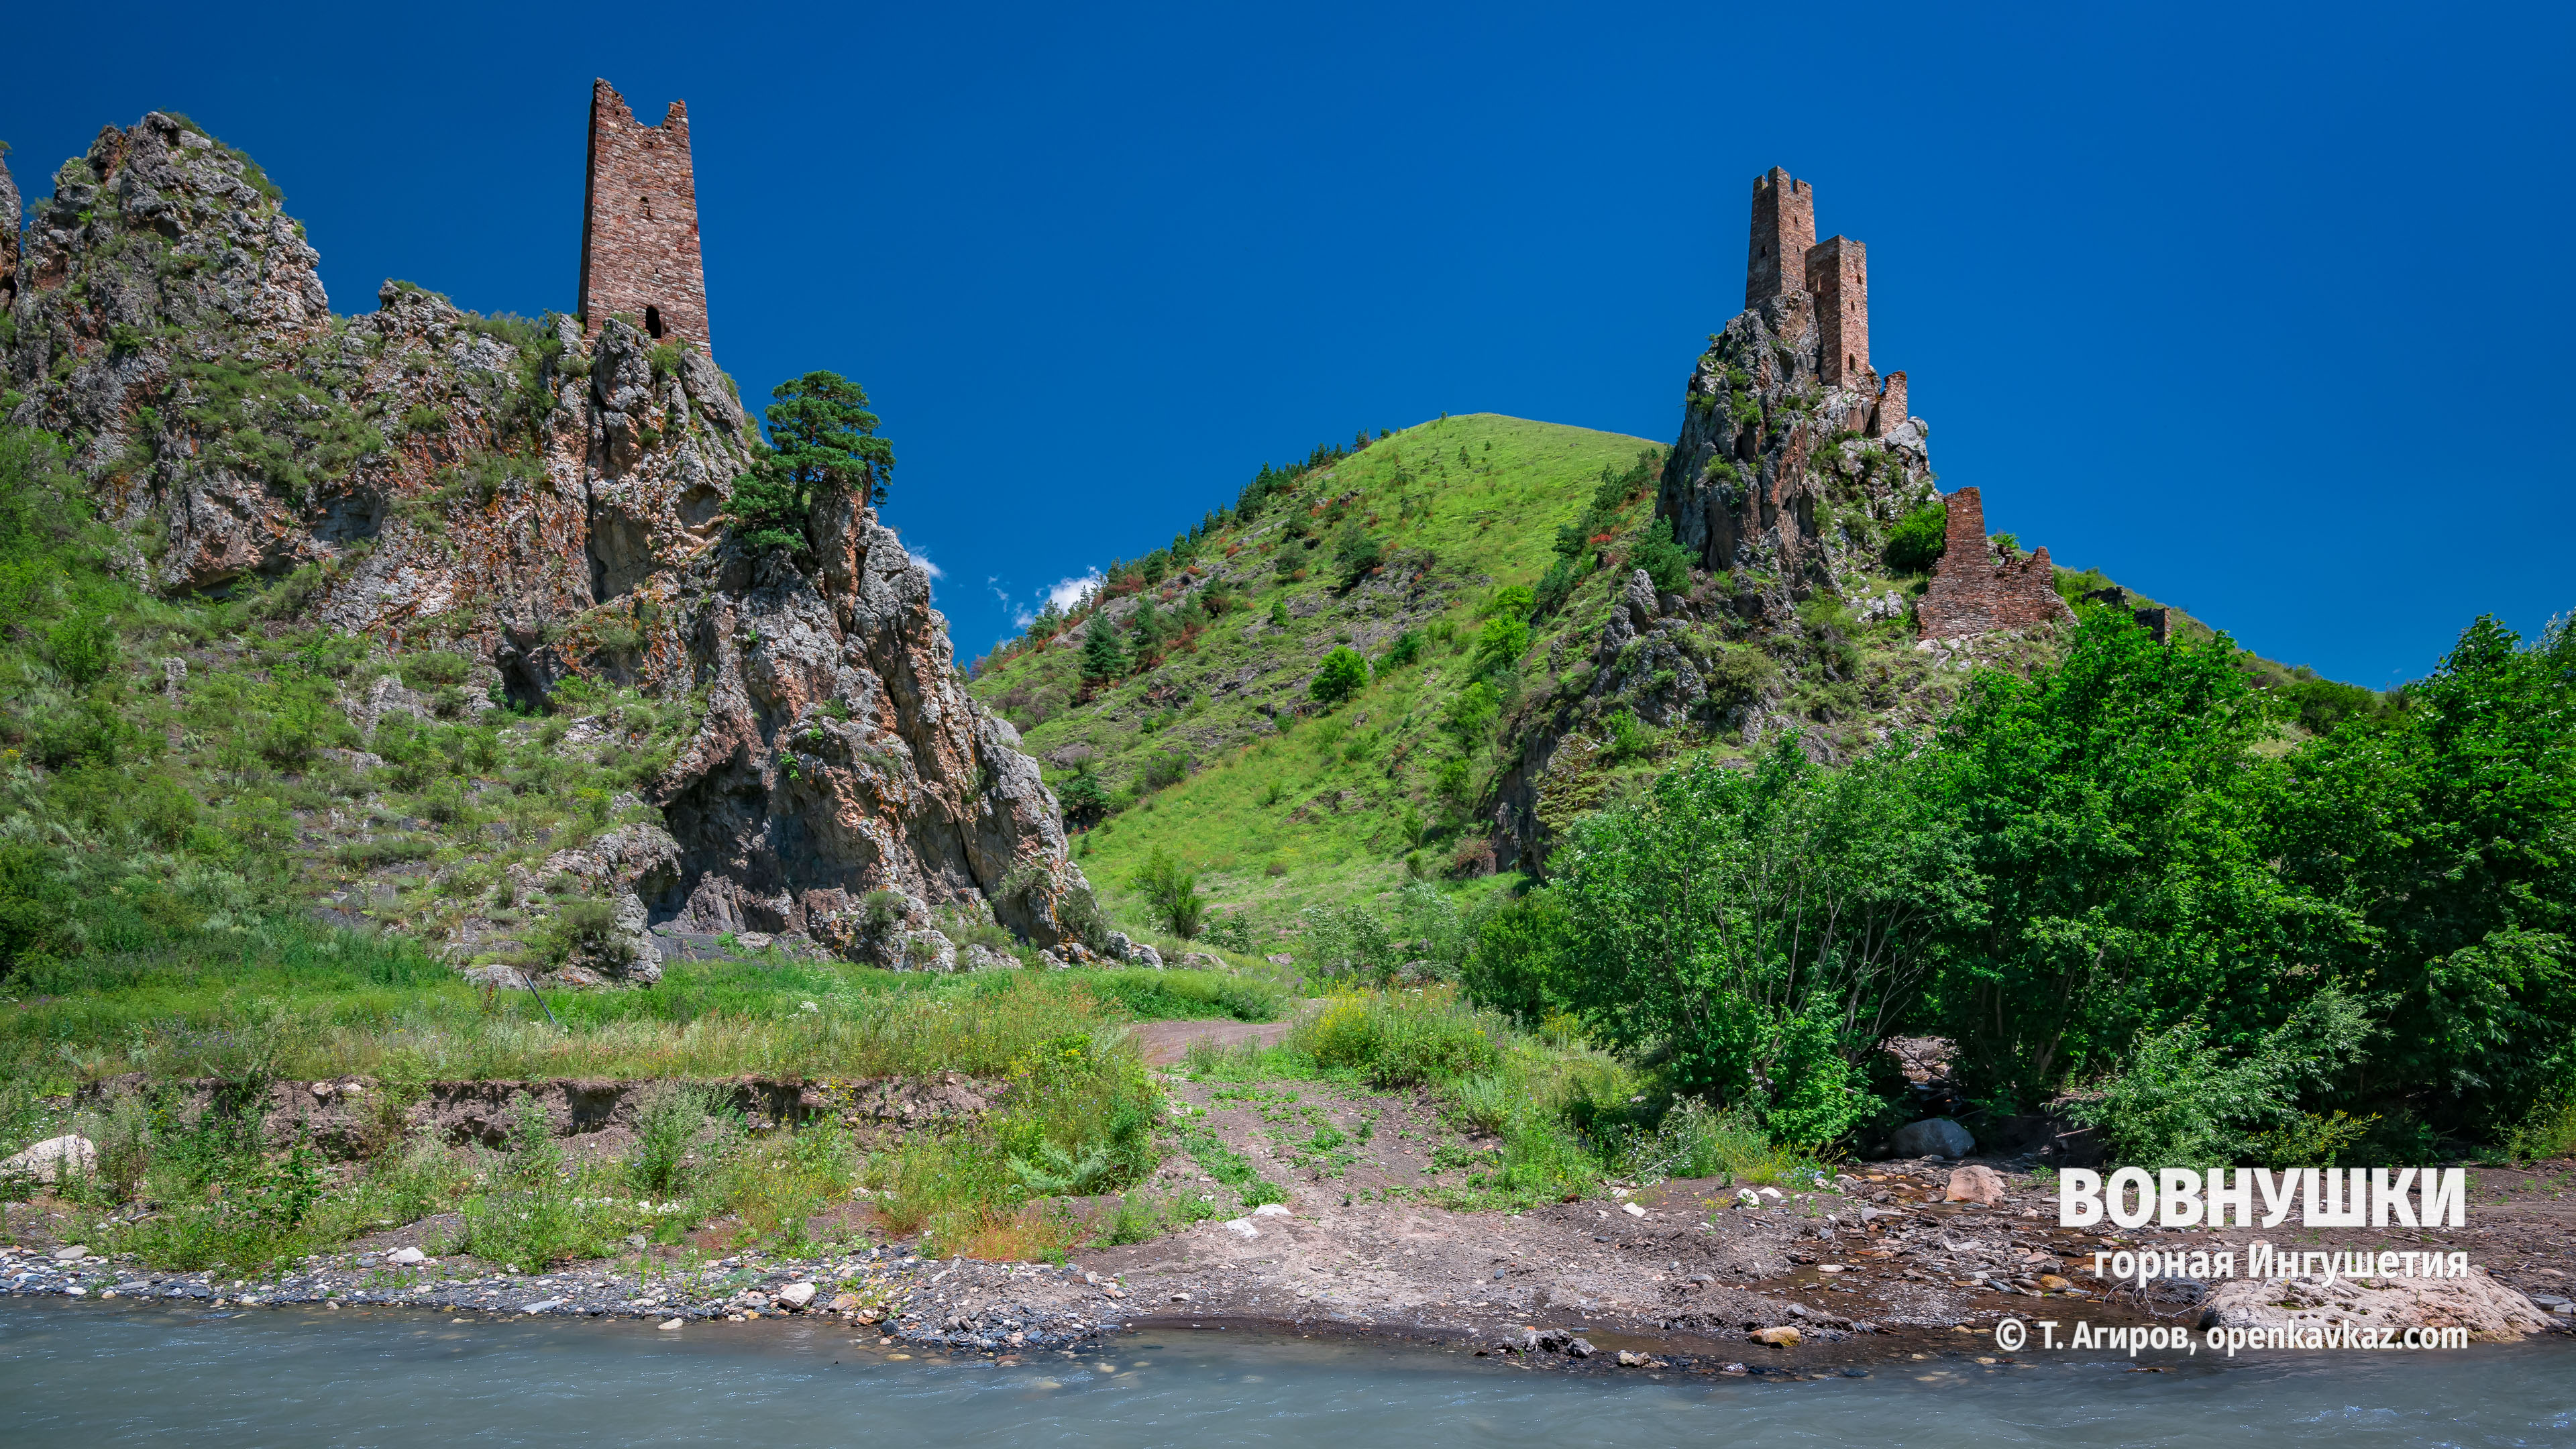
[
  {"x1": 1913, "y1": 486, "x2": 2075, "y2": 640},
  {"x1": 1742, "y1": 168, "x2": 1898, "y2": 431},
  {"x1": 580, "y1": 78, "x2": 713, "y2": 358}
]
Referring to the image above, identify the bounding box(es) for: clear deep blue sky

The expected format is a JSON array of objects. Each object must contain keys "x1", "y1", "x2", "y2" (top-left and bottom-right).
[{"x1": 5, "y1": 3, "x2": 2568, "y2": 686}]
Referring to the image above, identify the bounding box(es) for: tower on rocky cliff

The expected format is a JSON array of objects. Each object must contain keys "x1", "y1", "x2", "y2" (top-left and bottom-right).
[
  {"x1": 1744, "y1": 167, "x2": 1816, "y2": 307},
  {"x1": 1741, "y1": 168, "x2": 1870, "y2": 387},
  {"x1": 580, "y1": 79, "x2": 713, "y2": 356},
  {"x1": 1806, "y1": 234, "x2": 1867, "y2": 385}
]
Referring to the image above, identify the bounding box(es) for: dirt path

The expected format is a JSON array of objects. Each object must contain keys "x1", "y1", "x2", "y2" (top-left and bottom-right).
[{"x1": 1127, "y1": 1018, "x2": 1297, "y2": 1066}]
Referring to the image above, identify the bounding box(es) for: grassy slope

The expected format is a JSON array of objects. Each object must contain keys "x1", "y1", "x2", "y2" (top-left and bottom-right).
[
  {"x1": 969, "y1": 413, "x2": 1664, "y2": 939},
  {"x1": 969, "y1": 415, "x2": 2361, "y2": 957}
]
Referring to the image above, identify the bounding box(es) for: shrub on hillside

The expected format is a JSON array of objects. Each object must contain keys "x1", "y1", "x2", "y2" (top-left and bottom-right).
[
  {"x1": 2068, "y1": 989, "x2": 2371, "y2": 1167},
  {"x1": 1290, "y1": 988, "x2": 1501, "y2": 1087},
  {"x1": 1130, "y1": 848, "x2": 1208, "y2": 940},
  {"x1": 1883, "y1": 502, "x2": 1947, "y2": 575},
  {"x1": 1630, "y1": 516, "x2": 1693, "y2": 592},
  {"x1": 1309, "y1": 646, "x2": 1368, "y2": 706}
]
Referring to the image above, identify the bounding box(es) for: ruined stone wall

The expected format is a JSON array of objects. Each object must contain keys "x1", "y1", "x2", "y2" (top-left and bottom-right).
[
  {"x1": 1745, "y1": 167, "x2": 1816, "y2": 307},
  {"x1": 580, "y1": 79, "x2": 712, "y2": 356},
  {"x1": 1868, "y1": 370, "x2": 1907, "y2": 437},
  {"x1": 1915, "y1": 487, "x2": 2076, "y2": 640},
  {"x1": 1805, "y1": 235, "x2": 1868, "y2": 386}
]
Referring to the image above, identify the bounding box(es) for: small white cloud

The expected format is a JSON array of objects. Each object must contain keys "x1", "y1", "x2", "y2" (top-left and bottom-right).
[
  {"x1": 1045, "y1": 570, "x2": 1104, "y2": 612},
  {"x1": 908, "y1": 548, "x2": 945, "y2": 581},
  {"x1": 1012, "y1": 606, "x2": 1036, "y2": 629}
]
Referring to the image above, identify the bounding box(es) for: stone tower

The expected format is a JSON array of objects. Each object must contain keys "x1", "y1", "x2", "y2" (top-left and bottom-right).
[
  {"x1": 1744, "y1": 167, "x2": 1816, "y2": 307},
  {"x1": 579, "y1": 78, "x2": 713, "y2": 356},
  {"x1": 1805, "y1": 233, "x2": 1868, "y2": 385},
  {"x1": 1740, "y1": 169, "x2": 1874, "y2": 386}
]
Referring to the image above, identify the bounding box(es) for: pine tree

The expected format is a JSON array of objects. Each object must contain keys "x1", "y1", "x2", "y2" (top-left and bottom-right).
[{"x1": 1079, "y1": 617, "x2": 1127, "y2": 682}]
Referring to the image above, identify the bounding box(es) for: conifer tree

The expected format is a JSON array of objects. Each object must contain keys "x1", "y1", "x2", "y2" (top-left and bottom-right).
[{"x1": 1079, "y1": 616, "x2": 1127, "y2": 682}]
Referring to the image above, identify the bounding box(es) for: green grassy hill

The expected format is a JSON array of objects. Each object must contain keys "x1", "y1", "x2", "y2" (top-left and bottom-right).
[
  {"x1": 967, "y1": 414, "x2": 2382, "y2": 962},
  {"x1": 967, "y1": 414, "x2": 1662, "y2": 937}
]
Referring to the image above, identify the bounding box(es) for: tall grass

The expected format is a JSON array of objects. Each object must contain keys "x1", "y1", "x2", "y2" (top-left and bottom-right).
[
  {"x1": 1289, "y1": 987, "x2": 1502, "y2": 1086},
  {"x1": 1, "y1": 943, "x2": 1156, "y2": 1089}
]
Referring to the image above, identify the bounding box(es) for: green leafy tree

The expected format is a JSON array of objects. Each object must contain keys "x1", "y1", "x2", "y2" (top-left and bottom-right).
[
  {"x1": 1923, "y1": 610, "x2": 2297, "y2": 1104},
  {"x1": 1471, "y1": 615, "x2": 1531, "y2": 681},
  {"x1": 2265, "y1": 613, "x2": 2576, "y2": 1138},
  {"x1": 726, "y1": 371, "x2": 894, "y2": 553},
  {"x1": 1055, "y1": 757, "x2": 1110, "y2": 826},
  {"x1": 1444, "y1": 680, "x2": 1501, "y2": 752},
  {"x1": 1127, "y1": 598, "x2": 1165, "y2": 655},
  {"x1": 1542, "y1": 737, "x2": 1980, "y2": 1137},
  {"x1": 1309, "y1": 646, "x2": 1369, "y2": 706}
]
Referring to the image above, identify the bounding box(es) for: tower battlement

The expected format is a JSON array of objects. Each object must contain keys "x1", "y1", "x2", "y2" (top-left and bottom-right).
[{"x1": 580, "y1": 79, "x2": 713, "y2": 357}]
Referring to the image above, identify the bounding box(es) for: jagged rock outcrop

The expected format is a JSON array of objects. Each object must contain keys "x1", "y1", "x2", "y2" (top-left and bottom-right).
[
  {"x1": 1655, "y1": 290, "x2": 1938, "y2": 610},
  {"x1": 1, "y1": 113, "x2": 1091, "y2": 962},
  {"x1": 0, "y1": 150, "x2": 19, "y2": 311},
  {"x1": 1488, "y1": 292, "x2": 1948, "y2": 870},
  {"x1": 649, "y1": 497, "x2": 1089, "y2": 943}
]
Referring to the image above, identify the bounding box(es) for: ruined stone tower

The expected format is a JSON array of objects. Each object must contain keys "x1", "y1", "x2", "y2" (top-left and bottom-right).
[
  {"x1": 580, "y1": 79, "x2": 712, "y2": 356},
  {"x1": 1913, "y1": 488, "x2": 2076, "y2": 640},
  {"x1": 1741, "y1": 168, "x2": 1870, "y2": 388}
]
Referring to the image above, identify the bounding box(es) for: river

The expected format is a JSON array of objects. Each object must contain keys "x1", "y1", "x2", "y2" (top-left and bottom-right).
[{"x1": 3, "y1": 1301, "x2": 2569, "y2": 1446}]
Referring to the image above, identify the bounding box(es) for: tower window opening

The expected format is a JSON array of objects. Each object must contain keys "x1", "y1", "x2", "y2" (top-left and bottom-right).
[{"x1": 645, "y1": 305, "x2": 664, "y2": 338}]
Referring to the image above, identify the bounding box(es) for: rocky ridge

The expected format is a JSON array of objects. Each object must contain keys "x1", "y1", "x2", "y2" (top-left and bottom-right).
[{"x1": 0, "y1": 114, "x2": 1091, "y2": 969}]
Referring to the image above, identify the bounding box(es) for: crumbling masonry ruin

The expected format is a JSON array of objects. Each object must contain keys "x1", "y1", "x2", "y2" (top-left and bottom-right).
[
  {"x1": 580, "y1": 78, "x2": 714, "y2": 357},
  {"x1": 1911, "y1": 487, "x2": 2076, "y2": 639}
]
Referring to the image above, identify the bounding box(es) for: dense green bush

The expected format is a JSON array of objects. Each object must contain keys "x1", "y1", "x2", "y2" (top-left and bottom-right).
[
  {"x1": 1462, "y1": 603, "x2": 2576, "y2": 1153},
  {"x1": 1883, "y1": 502, "x2": 1947, "y2": 575},
  {"x1": 1308, "y1": 645, "x2": 1368, "y2": 705},
  {"x1": 1629, "y1": 515, "x2": 1693, "y2": 592}
]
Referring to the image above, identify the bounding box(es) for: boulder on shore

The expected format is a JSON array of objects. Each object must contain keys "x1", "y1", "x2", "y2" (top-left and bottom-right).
[
  {"x1": 2200, "y1": 1267, "x2": 2553, "y2": 1343},
  {"x1": 1887, "y1": 1118, "x2": 1975, "y2": 1159},
  {"x1": 0, "y1": 1135, "x2": 97, "y2": 1185}
]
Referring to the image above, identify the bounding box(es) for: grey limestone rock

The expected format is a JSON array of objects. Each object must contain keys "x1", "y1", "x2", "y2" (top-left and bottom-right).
[{"x1": 1886, "y1": 1118, "x2": 1976, "y2": 1160}]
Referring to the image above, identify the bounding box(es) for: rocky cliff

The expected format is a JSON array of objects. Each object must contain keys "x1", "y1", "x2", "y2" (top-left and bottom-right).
[
  {"x1": 0, "y1": 113, "x2": 1091, "y2": 972},
  {"x1": 1654, "y1": 288, "x2": 1937, "y2": 604},
  {"x1": 1483, "y1": 292, "x2": 1954, "y2": 867}
]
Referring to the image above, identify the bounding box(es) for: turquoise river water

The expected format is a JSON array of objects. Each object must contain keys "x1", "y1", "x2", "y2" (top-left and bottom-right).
[{"x1": 3, "y1": 1301, "x2": 2571, "y2": 1447}]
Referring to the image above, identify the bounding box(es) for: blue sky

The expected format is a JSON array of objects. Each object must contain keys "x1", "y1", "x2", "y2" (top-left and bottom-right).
[{"x1": 5, "y1": 2, "x2": 2567, "y2": 686}]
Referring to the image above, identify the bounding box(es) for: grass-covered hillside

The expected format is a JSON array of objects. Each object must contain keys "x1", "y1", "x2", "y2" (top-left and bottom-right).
[
  {"x1": 965, "y1": 412, "x2": 2373, "y2": 958},
  {"x1": 968, "y1": 413, "x2": 1666, "y2": 931}
]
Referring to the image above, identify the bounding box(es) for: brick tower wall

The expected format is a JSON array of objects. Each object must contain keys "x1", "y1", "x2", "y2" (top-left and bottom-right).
[
  {"x1": 1915, "y1": 487, "x2": 2077, "y2": 640},
  {"x1": 1868, "y1": 371, "x2": 1907, "y2": 436},
  {"x1": 580, "y1": 78, "x2": 713, "y2": 356},
  {"x1": 1805, "y1": 235, "x2": 1867, "y2": 386},
  {"x1": 1744, "y1": 168, "x2": 1816, "y2": 307}
]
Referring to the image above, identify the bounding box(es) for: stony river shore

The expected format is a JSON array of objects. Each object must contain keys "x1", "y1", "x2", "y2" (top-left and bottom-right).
[
  {"x1": 9, "y1": 1041, "x2": 2576, "y2": 1372},
  {"x1": 9, "y1": 1148, "x2": 2570, "y2": 1373}
]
